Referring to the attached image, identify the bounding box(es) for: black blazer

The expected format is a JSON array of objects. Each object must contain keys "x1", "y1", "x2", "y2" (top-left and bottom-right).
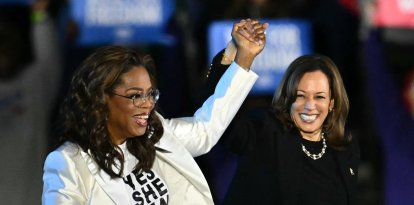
[
  {"x1": 221, "y1": 111, "x2": 360, "y2": 205},
  {"x1": 204, "y1": 50, "x2": 360, "y2": 205}
]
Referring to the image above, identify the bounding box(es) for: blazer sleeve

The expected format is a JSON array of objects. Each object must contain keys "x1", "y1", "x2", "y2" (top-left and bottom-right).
[
  {"x1": 42, "y1": 148, "x2": 86, "y2": 205},
  {"x1": 204, "y1": 49, "x2": 229, "y2": 96},
  {"x1": 161, "y1": 60, "x2": 258, "y2": 157},
  {"x1": 200, "y1": 50, "x2": 260, "y2": 155}
]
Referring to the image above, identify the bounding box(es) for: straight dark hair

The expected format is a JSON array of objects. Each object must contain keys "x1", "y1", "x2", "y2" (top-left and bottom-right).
[{"x1": 272, "y1": 54, "x2": 350, "y2": 149}]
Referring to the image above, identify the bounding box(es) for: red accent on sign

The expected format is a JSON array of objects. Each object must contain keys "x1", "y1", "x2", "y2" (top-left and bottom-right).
[{"x1": 374, "y1": 0, "x2": 414, "y2": 27}]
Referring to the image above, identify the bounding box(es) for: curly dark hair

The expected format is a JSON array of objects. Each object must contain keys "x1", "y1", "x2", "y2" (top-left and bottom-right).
[
  {"x1": 55, "y1": 46, "x2": 164, "y2": 178},
  {"x1": 271, "y1": 54, "x2": 350, "y2": 149}
]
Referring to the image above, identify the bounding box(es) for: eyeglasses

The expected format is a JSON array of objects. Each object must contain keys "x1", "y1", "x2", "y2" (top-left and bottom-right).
[{"x1": 112, "y1": 89, "x2": 160, "y2": 106}]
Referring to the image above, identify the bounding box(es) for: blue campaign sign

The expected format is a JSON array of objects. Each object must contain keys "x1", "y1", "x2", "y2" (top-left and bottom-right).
[
  {"x1": 208, "y1": 19, "x2": 312, "y2": 95},
  {"x1": 69, "y1": 0, "x2": 175, "y2": 46},
  {"x1": 0, "y1": 0, "x2": 32, "y2": 5}
]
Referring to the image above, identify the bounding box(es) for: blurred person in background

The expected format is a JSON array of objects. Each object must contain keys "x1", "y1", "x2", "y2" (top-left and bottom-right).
[
  {"x1": 0, "y1": 0, "x2": 62, "y2": 204},
  {"x1": 363, "y1": 32, "x2": 414, "y2": 204},
  {"x1": 403, "y1": 69, "x2": 414, "y2": 119},
  {"x1": 360, "y1": 0, "x2": 414, "y2": 203}
]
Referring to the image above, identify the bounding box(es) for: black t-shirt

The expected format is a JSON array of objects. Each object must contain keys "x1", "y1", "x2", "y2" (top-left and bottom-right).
[{"x1": 299, "y1": 138, "x2": 348, "y2": 205}]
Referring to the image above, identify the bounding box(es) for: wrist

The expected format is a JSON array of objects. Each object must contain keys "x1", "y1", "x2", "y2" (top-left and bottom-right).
[
  {"x1": 234, "y1": 51, "x2": 255, "y2": 71},
  {"x1": 221, "y1": 41, "x2": 237, "y2": 65}
]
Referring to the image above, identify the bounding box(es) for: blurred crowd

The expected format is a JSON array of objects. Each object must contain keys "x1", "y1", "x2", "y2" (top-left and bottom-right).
[{"x1": 0, "y1": 0, "x2": 413, "y2": 204}]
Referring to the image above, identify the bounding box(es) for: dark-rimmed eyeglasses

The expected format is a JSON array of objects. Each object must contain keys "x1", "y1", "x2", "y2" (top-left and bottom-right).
[{"x1": 112, "y1": 89, "x2": 160, "y2": 106}]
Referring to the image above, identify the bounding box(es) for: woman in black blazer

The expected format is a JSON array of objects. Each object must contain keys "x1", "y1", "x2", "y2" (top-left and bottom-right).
[{"x1": 204, "y1": 47, "x2": 359, "y2": 205}]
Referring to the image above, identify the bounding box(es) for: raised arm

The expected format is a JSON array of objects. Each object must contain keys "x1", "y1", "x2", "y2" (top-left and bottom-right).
[
  {"x1": 202, "y1": 20, "x2": 269, "y2": 154},
  {"x1": 161, "y1": 19, "x2": 268, "y2": 156}
]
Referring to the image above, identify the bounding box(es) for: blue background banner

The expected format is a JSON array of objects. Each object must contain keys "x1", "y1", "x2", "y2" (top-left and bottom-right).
[
  {"x1": 69, "y1": 0, "x2": 175, "y2": 46},
  {"x1": 0, "y1": 0, "x2": 32, "y2": 5},
  {"x1": 208, "y1": 19, "x2": 312, "y2": 95}
]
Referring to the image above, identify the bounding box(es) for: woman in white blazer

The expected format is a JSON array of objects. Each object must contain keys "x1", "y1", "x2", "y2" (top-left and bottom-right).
[{"x1": 42, "y1": 19, "x2": 267, "y2": 205}]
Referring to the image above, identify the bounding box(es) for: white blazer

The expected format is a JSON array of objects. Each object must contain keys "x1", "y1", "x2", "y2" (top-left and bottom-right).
[{"x1": 42, "y1": 62, "x2": 258, "y2": 205}]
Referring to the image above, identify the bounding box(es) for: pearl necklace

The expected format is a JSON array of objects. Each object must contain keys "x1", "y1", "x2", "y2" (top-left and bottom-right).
[{"x1": 301, "y1": 133, "x2": 327, "y2": 160}]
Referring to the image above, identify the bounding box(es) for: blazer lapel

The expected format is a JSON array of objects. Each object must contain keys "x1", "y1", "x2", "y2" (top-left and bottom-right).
[
  {"x1": 80, "y1": 151, "x2": 130, "y2": 205},
  {"x1": 333, "y1": 149, "x2": 358, "y2": 205},
  {"x1": 277, "y1": 129, "x2": 303, "y2": 204},
  {"x1": 155, "y1": 134, "x2": 212, "y2": 200}
]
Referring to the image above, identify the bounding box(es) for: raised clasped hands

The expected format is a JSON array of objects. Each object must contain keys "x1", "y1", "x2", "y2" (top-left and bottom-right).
[
  {"x1": 235, "y1": 19, "x2": 268, "y2": 46},
  {"x1": 231, "y1": 19, "x2": 269, "y2": 70}
]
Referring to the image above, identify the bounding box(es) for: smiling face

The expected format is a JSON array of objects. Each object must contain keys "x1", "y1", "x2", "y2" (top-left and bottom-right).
[
  {"x1": 290, "y1": 70, "x2": 334, "y2": 141},
  {"x1": 106, "y1": 66, "x2": 155, "y2": 145}
]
